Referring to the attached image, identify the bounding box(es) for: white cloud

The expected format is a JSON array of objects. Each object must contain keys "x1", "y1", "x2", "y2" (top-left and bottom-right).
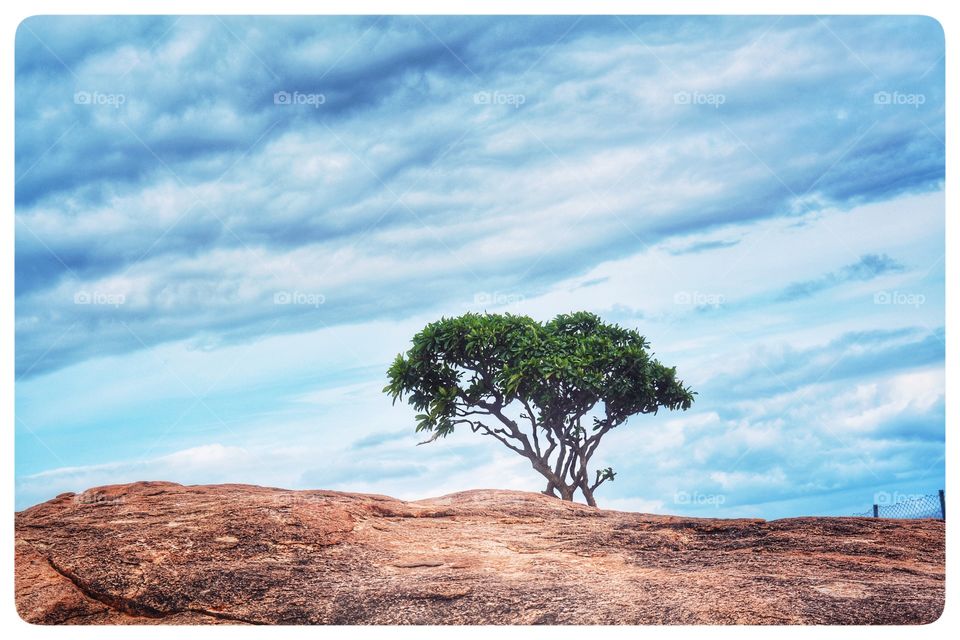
[{"x1": 15, "y1": 17, "x2": 945, "y2": 517}]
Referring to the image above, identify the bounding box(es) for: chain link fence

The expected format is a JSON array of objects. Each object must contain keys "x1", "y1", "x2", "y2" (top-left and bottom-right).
[{"x1": 852, "y1": 490, "x2": 945, "y2": 519}]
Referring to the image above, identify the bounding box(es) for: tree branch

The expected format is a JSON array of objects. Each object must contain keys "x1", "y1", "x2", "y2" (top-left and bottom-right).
[
  {"x1": 520, "y1": 398, "x2": 541, "y2": 457},
  {"x1": 477, "y1": 424, "x2": 528, "y2": 457},
  {"x1": 590, "y1": 476, "x2": 609, "y2": 492}
]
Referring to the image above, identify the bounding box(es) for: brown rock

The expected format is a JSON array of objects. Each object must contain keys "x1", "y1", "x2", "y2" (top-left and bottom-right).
[{"x1": 15, "y1": 481, "x2": 944, "y2": 625}]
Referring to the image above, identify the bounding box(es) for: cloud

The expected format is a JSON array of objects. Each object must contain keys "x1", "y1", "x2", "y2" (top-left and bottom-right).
[
  {"x1": 14, "y1": 16, "x2": 945, "y2": 519},
  {"x1": 777, "y1": 253, "x2": 905, "y2": 301},
  {"x1": 15, "y1": 430, "x2": 541, "y2": 511},
  {"x1": 667, "y1": 238, "x2": 742, "y2": 255},
  {"x1": 698, "y1": 326, "x2": 944, "y2": 401},
  {"x1": 15, "y1": 16, "x2": 944, "y2": 377},
  {"x1": 350, "y1": 429, "x2": 414, "y2": 450},
  {"x1": 16, "y1": 444, "x2": 253, "y2": 508}
]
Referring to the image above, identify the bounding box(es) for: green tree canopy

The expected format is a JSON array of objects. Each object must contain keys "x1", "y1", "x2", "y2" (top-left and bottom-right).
[{"x1": 384, "y1": 311, "x2": 695, "y2": 506}]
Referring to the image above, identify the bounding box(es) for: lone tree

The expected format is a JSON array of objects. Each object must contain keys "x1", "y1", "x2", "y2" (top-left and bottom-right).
[{"x1": 384, "y1": 311, "x2": 695, "y2": 506}]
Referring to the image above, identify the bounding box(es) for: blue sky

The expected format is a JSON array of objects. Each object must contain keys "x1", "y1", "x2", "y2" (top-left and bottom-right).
[{"x1": 14, "y1": 16, "x2": 944, "y2": 517}]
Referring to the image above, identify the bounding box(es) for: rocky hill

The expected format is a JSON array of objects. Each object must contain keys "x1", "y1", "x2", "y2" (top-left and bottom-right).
[{"x1": 15, "y1": 481, "x2": 944, "y2": 625}]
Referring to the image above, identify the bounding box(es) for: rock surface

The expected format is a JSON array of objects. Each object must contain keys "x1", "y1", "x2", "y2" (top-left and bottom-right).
[{"x1": 15, "y1": 481, "x2": 944, "y2": 625}]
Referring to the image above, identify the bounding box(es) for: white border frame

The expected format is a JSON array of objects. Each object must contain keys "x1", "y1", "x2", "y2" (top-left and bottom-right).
[{"x1": 2, "y1": 2, "x2": 954, "y2": 637}]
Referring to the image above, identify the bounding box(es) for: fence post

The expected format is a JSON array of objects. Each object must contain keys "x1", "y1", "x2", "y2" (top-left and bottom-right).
[
  {"x1": 939, "y1": 490, "x2": 946, "y2": 520},
  {"x1": 873, "y1": 504, "x2": 879, "y2": 517}
]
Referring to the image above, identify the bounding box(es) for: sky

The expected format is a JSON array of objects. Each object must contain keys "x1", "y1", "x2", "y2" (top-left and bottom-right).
[{"x1": 14, "y1": 16, "x2": 944, "y2": 517}]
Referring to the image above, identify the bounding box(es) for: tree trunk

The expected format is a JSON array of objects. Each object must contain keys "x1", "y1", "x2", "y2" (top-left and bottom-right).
[
  {"x1": 542, "y1": 480, "x2": 575, "y2": 501},
  {"x1": 580, "y1": 484, "x2": 597, "y2": 507},
  {"x1": 530, "y1": 454, "x2": 587, "y2": 504}
]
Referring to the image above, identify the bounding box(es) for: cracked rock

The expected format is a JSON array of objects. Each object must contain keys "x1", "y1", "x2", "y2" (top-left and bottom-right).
[{"x1": 15, "y1": 481, "x2": 945, "y2": 625}]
